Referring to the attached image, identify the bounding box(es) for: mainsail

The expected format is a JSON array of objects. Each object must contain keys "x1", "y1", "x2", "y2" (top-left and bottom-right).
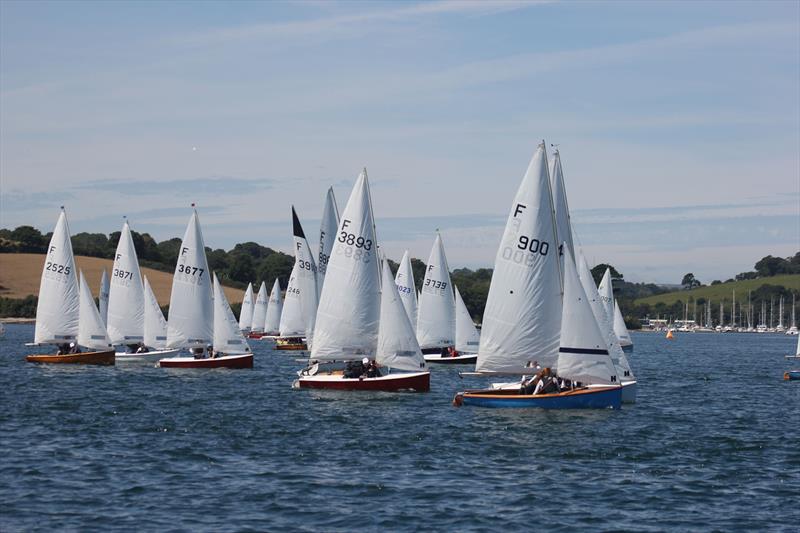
[
  {"x1": 250, "y1": 282, "x2": 268, "y2": 333},
  {"x1": 213, "y1": 274, "x2": 251, "y2": 355},
  {"x1": 376, "y1": 260, "x2": 426, "y2": 371},
  {"x1": 78, "y1": 270, "x2": 112, "y2": 350},
  {"x1": 106, "y1": 220, "x2": 145, "y2": 345},
  {"x1": 143, "y1": 275, "x2": 168, "y2": 349},
  {"x1": 394, "y1": 250, "x2": 418, "y2": 328},
  {"x1": 317, "y1": 187, "x2": 340, "y2": 295},
  {"x1": 292, "y1": 207, "x2": 319, "y2": 343},
  {"x1": 549, "y1": 149, "x2": 575, "y2": 262},
  {"x1": 238, "y1": 283, "x2": 254, "y2": 332},
  {"x1": 166, "y1": 208, "x2": 213, "y2": 349},
  {"x1": 279, "y1": 264, "x2": 305, "y2": 337},
  {"x1": 476, "y1": 143, "x2": 562, "y2": 372},
  {"x1": 454, "y1": 286, "x2": 480, "y2": 354},
  {"x1": 311, "y1": 169, "x2": 381, "y2": 361},
  {"x1": 99, "y1": 270, "x2": 109, "y2": 327},
  {"x1": 416, "y1": 233, "x2": 455, "y2": 350},
  {"x1": 264, "y1": 278, "x2": 283, "y2": 335},
  {"x1": 613, "y1": 300, "x2": 633, "y2": 347},
  {"x1": 34, "y1": 208, "x2": 79, "y2": 345}
]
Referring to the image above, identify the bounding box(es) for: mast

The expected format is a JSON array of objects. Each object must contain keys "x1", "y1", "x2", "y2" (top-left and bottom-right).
[
  {"x1": 778, "y1": 296, "x2": 784, "y2": 328},
  {"x1": 793, "y1": 294, "x2": 796, "y2": 329},
  {"x1": 732, "y1": 290, "x2": 736, "y2": 327},
  {"x1": 720, "y1": 301, "x2": 724, "y2": 328}
]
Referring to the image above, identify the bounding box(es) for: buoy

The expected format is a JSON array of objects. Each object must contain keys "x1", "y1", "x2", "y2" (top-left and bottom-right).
[{"x1": 666, "y1": 329, "x2": 674, "y2": 340}]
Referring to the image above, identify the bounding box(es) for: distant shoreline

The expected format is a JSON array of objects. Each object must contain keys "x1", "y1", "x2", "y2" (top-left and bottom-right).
[{"x1": 0, "y1": 318, "x2": 35, "y2": 324}]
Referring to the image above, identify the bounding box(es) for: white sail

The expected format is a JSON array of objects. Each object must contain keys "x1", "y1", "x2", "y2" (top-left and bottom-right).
[
  {"x1": 416, "y1": 233, "x2": 455, "y2": 350},
  {"x1": 613, "y1": 299, "x2": 633, "y2": 347},
  {"x1": 556, "y1": 247, "x2": 617, "y2": 385},
  {"x1": 311, "y1": 169, "x2": 381, "y2": 361},
  {"x1": 577, "y1": 251, "x2": 635, "y2": 380},
  {"x1": 143, "y1": 275, "x2": 168, "y2": 349},
  {"x1": 292, "y1": 207, "x2": 320, "y2": 343},
  {"x1": 213, "y1": 274, "x2": 251, "y2": 355},
  {"x1": 238, "y1": 283, "x2": 254, "y2": 332},
  {"x1": 549, "y1": 149, "x2": 575, "y2": 262},
  {"x1": 476, "y1": 142, "x2": 562, "y2": 373},
  {"x1": 454, "y1": 285, "x2": 480, "y2": 354},
  {"x1": 394, "y1": 250, "x2": 418, "y2": 327},
  {"x1": 377, "y1": 260, "x2": 426, "y2": 371},
  {"x1": 34, "y1": 208, "x2": 79, "y2": 345},
  {"x1": 317, "y1": 187, "x2": 340, "y2": 295},
  {"x1": 279, "y1": 265, "x2": 305, "y2": 336},
  {"x1": 597, "y1": 269, "x2": 615, "y2": 323},
  {"x1": 78, "y1": 270, "x2": 111, "y2": 350},
  {"x1": 795, "y1": 333, "x2": 800, "y2": 357},
  {"x1": 264, "y1": 278, "x2": 283, "y2": 335},
  {"x1": 99, "y1": 269, "x2": 109, "y2": 327},
  {"x1": 166, "y1": 209, "x2": 213, "y2": 349},
  {"x1": 250, "y1": 282, "x2": 268, "y2": 333},
  {"x1": 106, "y1": 220, "x2": 145, "y2": 345}
]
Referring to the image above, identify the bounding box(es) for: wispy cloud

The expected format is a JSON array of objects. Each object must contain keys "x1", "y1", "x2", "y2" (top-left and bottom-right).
[{"x1": 73, "y1": 176, "x2": 273, "y2": 196}]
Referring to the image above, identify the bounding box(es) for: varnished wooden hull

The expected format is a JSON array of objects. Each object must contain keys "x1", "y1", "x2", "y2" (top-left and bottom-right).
[
  {"x1": 275, "y1": 343, "x2": 307, "y2": 351},
  {"x1": 26, "y1": 350, "x2": 115, "y2": 366}
]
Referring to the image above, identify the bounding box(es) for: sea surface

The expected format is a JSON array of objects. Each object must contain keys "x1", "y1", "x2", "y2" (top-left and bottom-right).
[{"x1": 1, "y1": 324, "x2": 798, "y2": 532}]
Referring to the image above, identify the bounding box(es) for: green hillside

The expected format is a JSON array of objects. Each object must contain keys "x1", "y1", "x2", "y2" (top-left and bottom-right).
[{"x1": 635, "y1": 274, "x2": 800, "y2": 306}]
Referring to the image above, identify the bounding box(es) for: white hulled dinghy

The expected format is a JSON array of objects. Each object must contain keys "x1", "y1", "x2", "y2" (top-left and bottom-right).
[
  {"x1": 27, "y1": 208, "x2": 114, "y2": 365},
  {"x1": 295, "y1": 169, "x2": 430, "y2": 392},
  {"x1": 453, "y1": 143, "x2": 620, "y2": 409},
  {"x1": 238, "y1": 282, "x2": 255, "y2": 333},
  {"x1": 248, "y1": 281, "x2": 268, "y2": 338},
  {"x1": 613, "y1": 299, "x2": 634, "y2": 353},
  {"x1": 109, "y1": 220, "x2": 179, "y2": 362},
  {"x1": 427, "y1": 285, "x2": 480, "y2": 364},
  {"x1": 594, "y1": 266, "x2": 636, "y2": 402},
  {"x1": 159, "y1": 207, "x2": 251, "y2": 369},
  {"x1": 262, "y1": 278, "x2": 283, "y2": 340},
  {"x1": 418, "y1": 233, "x2": 456, "y2": 362}
]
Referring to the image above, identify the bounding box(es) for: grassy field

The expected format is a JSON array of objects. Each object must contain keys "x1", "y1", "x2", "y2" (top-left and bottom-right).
[
  {"x1": 635, "y1": 274, "x2": 800, "y2": 306},
  {"x1": 0, "y1": 253, "x2": 245, "y2": 305}
]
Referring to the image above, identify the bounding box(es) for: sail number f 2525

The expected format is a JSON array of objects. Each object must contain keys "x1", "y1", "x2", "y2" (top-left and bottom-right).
[{"x1": 45, "y1": 261, "x2": 71, "y2": 275}]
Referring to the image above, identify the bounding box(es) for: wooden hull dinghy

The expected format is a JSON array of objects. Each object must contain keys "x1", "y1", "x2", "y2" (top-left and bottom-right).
[
  {"x1": 27, "y1": 350, "x2": 115, "y2": 365},
  {"x1": 294, "y1": 371, "x2": 430, "y2": 392},
  {"x1": 423, "y1": 353, "x2": 478, "y2": 365},
  {"x1": 453, "y1": 385, "x2": 622, "y2": 409},
  {"x1": 784, "y1": 370, "x2": 800, "y2": 381},
  {"x1": 116, "y1": 348, "x2": 179, "y2": 363},
  {"x1": 158, "y1": 353, "x2": 253, "y2": 369},
  {"x1": 276, "y1": 337, "x2": 307, "y2": 351}
]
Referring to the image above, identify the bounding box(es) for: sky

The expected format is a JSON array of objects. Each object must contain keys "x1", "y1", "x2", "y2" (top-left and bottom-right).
[{"x1": 1, "y1": 0, "x2": 798, "y2": 283}]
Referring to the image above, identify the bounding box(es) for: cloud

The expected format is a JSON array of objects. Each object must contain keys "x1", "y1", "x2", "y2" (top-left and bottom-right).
[
  {"x1": 0, "y1": 189, "x2": 77, "y2": 213},
  {"x1": 73, "y1": 176, "x2": 273, "y2": 196}
]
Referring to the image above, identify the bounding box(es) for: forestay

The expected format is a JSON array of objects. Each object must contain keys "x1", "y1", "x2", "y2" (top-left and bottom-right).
[
  {"x1": 317, "y1": 187, "x2": 340, "y2": 295},
  {"x1": 577, "y1": 251, "x2": 635, "y2": 380},
  {"x1": 454, "y1": 285, "x2": 480, "y2": 354},
  {"x1": 416, "y1": 233, "x2": 455, "y2": 350},
  {"x1": 556, "y1": 247, "x2": 617, "y2": 385},
  {"x1": 476, "y1": 143, "x2": 562, "y2": 373},
  {"x1": 238, "y1": 283, "x2": 254, "y2": 332},
  {"x1": 279, "y1": 264, "x2": 305, "y2": 337},
  {"x1": 264, "y1": 278, "x2": 283, "y2": 334},
  {"x1": 395, "y1": 250, "x2": 418, "y2": 328},
  {"x1": 166, "y1": 209, "x2": 214, "y2": 349},
  {"x1": 376, "y1": 261, "x2": 426, "y2": 371},
  {"x1": 78, "y1": 270, "x2": 111, "y2": 350},
  {"x1": 143, "y1": 275, "x2": 168, "y2": 349},
  {"x1": 106, "y1": 220, "x2": 145, "y2": 345},
  {"x1": 292, "y1": 207, "x2": 319, "y2": 343},
  {"x1": 34, "y1": 208, "x2": 79, "y2": 345},
  {"x1": 250, "y1": 282, "x2": 268, "y2": 333},
  {"x1": 99, "y1": 270, "x2": 109, "y2": 327},
  {"x1": 311, "y1": 169, "x2": 381, "y2": 361},
  {"x1": 213, "y1": 274, "x2": 251, "y2": 355}
]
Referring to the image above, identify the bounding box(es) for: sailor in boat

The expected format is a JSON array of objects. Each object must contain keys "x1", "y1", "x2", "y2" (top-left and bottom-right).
[
  {"x1": 56, "y1": 343, "x2": 71, "y2": 355},
  {"x1": 364, "y1": 359, "x2": 382, "y2": 378},
  {"x1": 135, "y1": 342, "x2": 149, "y2": 354},
  {"x1": 69, "y1": 342, "x2": 81, "y2": 354},
  {"x1": 191, "y1": 346, "x2": 207, "y2": 359}
]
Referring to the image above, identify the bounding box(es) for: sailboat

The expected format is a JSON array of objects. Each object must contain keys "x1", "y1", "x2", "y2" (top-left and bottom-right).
[
  {"x1": 159, "y1": 207, "x2": 252, "y2": 369},
  {"x1": 277, "y1": 265, "x2": 306, "y2": 350},
  {"x1": 262, "y1": 278, "x2": 283, "y2": 339},
  {"x1": 583, "y1": 262, "x2": 637, "y2": 403},
  {"x1": 99, "y1": 269, "x2": 109, "y2": 327},
  {"x1": 142, "y1": 275, "x2": 169, "y2": 351},
  {"x1": 248, "y1": 281, "x2": 268, "y2": 338},
  {"x1": 786, "y1": 294, "x2": 798, "y2": 335},
  {"x1": 418, "y1": 233, "x2": 456, "y2": 361},
  {"x1": 432, "y1": 286, "x2": 480, "y2": 364},
  {"x1": 317, "y1": 186, "x2": 340, "y2": 296},
  {"x1": 27, "y1": 208, "x2": 114, "y2": 365},
  {"x1": 238, "y1": 282, "x2": 255, "y2": 333},
  {"x1": 613, "y1": 300, "x2": 634, "y2": 352},
  {"x1": 394, "y1": 250, "x2": 418, "y2": 327},
  {"x1": 276, "y1": 208, "x2": 318, "y2": 351},
  {"x1": 295, "y1": 169, "x2": 430, "y2": 392},
  {"x1": 454, "y1": 144, "x2": 620, "y2": 409},
  {"x1": 786, "y1": 334, "x2": 800, "y2": 360},
  {"x1": 109, "y1": 220, "x2": 179, "y2": 362}
]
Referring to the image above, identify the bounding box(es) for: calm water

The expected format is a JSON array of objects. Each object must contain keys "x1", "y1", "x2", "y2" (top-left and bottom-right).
[{"x1": 1, "y1": 324, "x2": 798, "y2": 532}]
